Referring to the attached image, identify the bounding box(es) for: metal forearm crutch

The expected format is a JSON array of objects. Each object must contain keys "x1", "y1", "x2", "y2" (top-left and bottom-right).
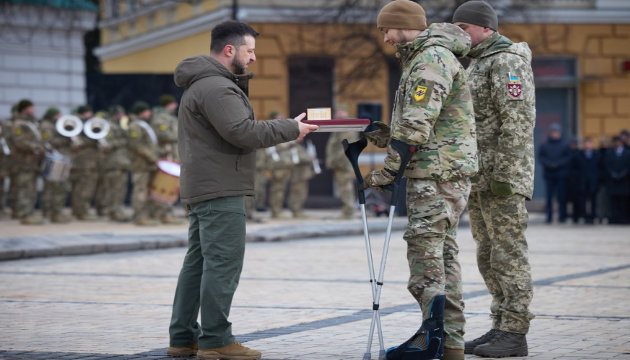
[{"x1": 343, "y1": 138, "x2": 415, "y2": 360}]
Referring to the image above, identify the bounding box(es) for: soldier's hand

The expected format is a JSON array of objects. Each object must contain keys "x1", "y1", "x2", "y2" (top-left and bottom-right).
[
  {"x1": 362, "y1": 168, "x2": 395, "y2": 190},
  {"x1": 295, "y1": 112, "x2": 318, "y2": 141},
  {"x1": 362, "y1": 121, "x2": 391, "y2": 148},
  {"x1": 490, "y1": 180, "x2": 515, "y2": 197}
]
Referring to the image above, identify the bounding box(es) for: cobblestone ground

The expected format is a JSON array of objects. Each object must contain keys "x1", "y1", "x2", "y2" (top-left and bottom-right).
[{"x1": 1, "y1": 223, "x2": 629, "y2": 359}]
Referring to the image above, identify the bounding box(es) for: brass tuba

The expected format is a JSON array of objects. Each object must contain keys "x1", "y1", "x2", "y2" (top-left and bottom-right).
[
  {"x1": 56, "y1": 115, "x2": 84, "y2": 146},
  {"x1": 84, "y1": 117, "x2": 111, "y2": 147}
]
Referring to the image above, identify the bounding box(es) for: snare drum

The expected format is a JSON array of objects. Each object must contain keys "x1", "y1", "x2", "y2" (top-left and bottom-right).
[
  {"x1": 150, "y1": 159, "x2": 181, "y2": 204},
  {"x1": 41, "y1": 151, "x2": 72, "y2": 182}
]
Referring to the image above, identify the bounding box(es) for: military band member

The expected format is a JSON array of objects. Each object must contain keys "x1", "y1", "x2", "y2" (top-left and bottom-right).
[
  {"x1": 128, "y1": 101, "x2": 160, "y2": 226},
  {"x1": 40, "y1": 107, "x2": 72, "y2": 223},
  {"x1": 101, "y1": 106, "x2": 132, "y2": 222},
  {"x1": 70, "y1": 105, "x2": 99, "y2": 221},
  {"x1": 9, "y1": 99, "x2": 46, "y2": 225}
]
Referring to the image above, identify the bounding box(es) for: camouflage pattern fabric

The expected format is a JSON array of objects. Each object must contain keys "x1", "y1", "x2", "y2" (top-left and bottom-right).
[
  {"x1": 269, "y1": 168, "x2": 290, "y2": 217},
  {"x1": 325, "y1": 132, "x2": 358, "y2": 217},
  {"x1": 8, "y1": 115, "x2": 44, "y2": 218},
  {"x1": 99, "y1": 119, "x2": 131, "y2": 219},
  {"x1": 383, "y1": 23, "x2": 477, "y2": 351},
  {"x1": 40, "y1": 119, "x2": 72, "y2": 220},
  {"x1": 132, "y1": 171, "x2": 154, "y2": 221},
  {"x1": 70, "y1": 170, "x2": 98, "y2": 218},
  {"x1": 404, "y1": 177, "x2": 471, "y2": 350},
  {"x1": 152, "y1": 106, "x2": 179, "y2": 162},
  {"x1": 465, "y1": 31, "x2": 535, "y2": 199},
  {"x1": 254, "y1": 149, "x2": 269, "y2": 210},
  {"x1": 288, "y1": 144, "x2": 315, "y2": 217},
  {"x1": 384, "y1": 23, "x2": 478, "y2": 181},
  {"x1": 465, "y1": 32, "x2": 536, "y2": 334},
  {"x1": 467, "y1": 191, "x2": 535, "y2": 333}
]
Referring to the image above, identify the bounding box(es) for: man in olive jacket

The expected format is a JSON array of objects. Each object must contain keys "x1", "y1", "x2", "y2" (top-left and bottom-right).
[{"x1": 167, "y1": 21, "x2": 317, "y2": 360}]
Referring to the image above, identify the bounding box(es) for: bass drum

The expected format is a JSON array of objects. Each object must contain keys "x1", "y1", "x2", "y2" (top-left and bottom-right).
[
  {"x1": 41, "y1": 150, "x2": 72, "y2": 182},
  {"x1": 150, "y1": 159, "x2": 181, "y2": 204}
]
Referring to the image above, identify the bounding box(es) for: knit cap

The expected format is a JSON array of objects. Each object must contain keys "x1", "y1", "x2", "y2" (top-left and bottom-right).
[
  {"x1": 452, "y1": 1, "x2": 498, "y2": 31},
  {"x1": 377, "y1": 0, "x2": 427, "y2": 31}
]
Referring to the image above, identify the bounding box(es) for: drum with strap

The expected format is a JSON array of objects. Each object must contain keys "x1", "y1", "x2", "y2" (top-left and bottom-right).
[
  {"x1": 41, "y1": 150, "x2": 72, "y2": 182},
  {"x1": 150, "y1": 159, "x2": 181, "y2": 204}
]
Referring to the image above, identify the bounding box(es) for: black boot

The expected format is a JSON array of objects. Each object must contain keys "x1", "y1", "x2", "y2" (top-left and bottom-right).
[
  {"x1": 473, "y1": 330, "x2": 528, "y2": 358},
  {"x1": 464, "y1": 328, "x2": 500, "y2": 354},
  {"x1": 386, "y1": 294, "x2": 445, "y2": 360}
]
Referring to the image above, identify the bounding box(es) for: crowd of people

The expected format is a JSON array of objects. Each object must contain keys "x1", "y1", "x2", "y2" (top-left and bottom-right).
[
  {"x1": 0, "y1": 98, "x2": 357, "y2": 226},
  {"x1": 0, "y1": 96, "x2": 183, "y2": 225},
  {"x1": 539, "y1": 125, "x2": 630, "y2": 224}
]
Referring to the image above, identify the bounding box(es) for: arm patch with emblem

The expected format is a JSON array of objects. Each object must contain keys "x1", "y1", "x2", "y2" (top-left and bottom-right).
[{"x1": 409, "y1": 79, "x2": 434, "y2": 107}]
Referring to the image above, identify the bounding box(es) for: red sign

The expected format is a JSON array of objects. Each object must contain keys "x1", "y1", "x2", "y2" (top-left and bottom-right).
[{"x1": 508, "y1": 83, "x2": 522, "y2": 98}]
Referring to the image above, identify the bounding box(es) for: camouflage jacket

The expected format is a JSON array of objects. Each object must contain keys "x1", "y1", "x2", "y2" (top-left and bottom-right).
[
  {"x1": 101, "y1": 120, "x2": 131, "y2": 171},
  {"x1": 8, "y1": 115, "x2": 45, "y2": 172},
  {"x1": 151, "y1": 107, "x2": 179, "y2": 161},
  {"x1": 466, "y1": 32, "x2": 535, "y2": 199},
  {"x1": 385, "y1": 23, "x2": 478, "y2": 181},
  {"x1": 128, "y1": 116, "x2": 158, "y2": 172},
  {"x1": 40, "y1": 119, "x2": 72, "y2": 156}
]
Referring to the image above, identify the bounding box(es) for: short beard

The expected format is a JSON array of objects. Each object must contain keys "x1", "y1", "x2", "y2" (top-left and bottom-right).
[{"x1": 231, "y1": 56, "x2": 246, "y2": 75}]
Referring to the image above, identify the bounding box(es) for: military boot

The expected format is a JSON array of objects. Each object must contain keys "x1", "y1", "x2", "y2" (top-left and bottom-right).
[
  {"x1": 464, "y1": 328, "x2": 500, "y2": 354},
  {"x1": 441, "y1": 348, "x2": 464, "y2": 360},
  {"x1": 166, "y1": 343, "x2": 198, "y2": 357},
  {"x1": 134, "y1": 217, "x2": 159, "y2": 226},
  {"x1": 51, "y1": 214, "x2": 72, "y2": 224},
  {"x1": 197, "y1": 341, "x2": 261, "y2": 360},
  {"x1": 473, "y1": 330, "x2": 528, "y2": 358},
  {"x1": 386, "y1": 294, "x2": 445, "y2": 360}
]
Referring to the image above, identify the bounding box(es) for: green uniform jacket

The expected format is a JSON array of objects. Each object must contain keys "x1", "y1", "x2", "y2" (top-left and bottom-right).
[
  {"x1": 151, "y1": 107, "x2": 179, "y2": 160},
  {"x1": 9, "y1": 115, "x2": 44, "y2": 172},
  {"x1": 385, "y1": 23, "x2": 478, "y2": 181},
  {"x1": 174, "y1": 55, "x2": 299, "y2": 205},
  {"x1": 101, "y1": 120, "x2": 131, "y2": 171},
  {"x1": 40, "y1": 119, "x2": 72, "y2": 156},
  {"x1": 128, "y1": 116, "x2": 158, "y2": 172},
  {"x1": 466, "y1": 32, "x2": 536, "y2": 199}
]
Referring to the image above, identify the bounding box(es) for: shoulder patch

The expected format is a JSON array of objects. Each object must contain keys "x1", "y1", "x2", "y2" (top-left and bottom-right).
[
  {"x1": 507, "y1": 72, "x2": 523, "y2": 100},
  {"x1": 14, "y1": 128, "x2": 21, "y2": 135},
  {"x1": 130, "y1": 131, "x2": 138, "y2": 138},
  {"x1": 410, "y1": 79, "x2": 434, "y2": 106},
  {"x1": 159, "y1": 124, "x2": 167, "y2": 131}
]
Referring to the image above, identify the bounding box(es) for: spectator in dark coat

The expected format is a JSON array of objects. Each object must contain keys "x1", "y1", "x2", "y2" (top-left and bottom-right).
[
  {"x1": 604, "y1": 136, "x2": 630, "y2": 224},
  {"x1": 538, "y1": 123, "x2": 572, "y2": 223},
  {"x1": 566, "y1": 137, "x2": 581, "y2": 223},
  {"x1": 572, "y1": 137, "x2": 600, "y2": 223}
]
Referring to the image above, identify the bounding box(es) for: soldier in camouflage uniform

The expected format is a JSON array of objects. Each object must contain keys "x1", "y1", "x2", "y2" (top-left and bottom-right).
[
  {"x1": 39, "y1": 108, "x2": 72, "y2": 223},
  {"x1": 101, "y1": 106, "x2": 131, "y2": 222},
  {"x1": 128, "y1": 101, "x2": 159, "y2": 226},
  {"x1": 8, "y1": 99, "x2": 46, "y2": 224},
  {"x1": 287, "y1": 141, "x2": 315, "y2": 218},
  {"x1": 151, "y1": 95, "x2": 183, "y2": 224},
  {"x1": 363, "y1": 2, "x2": 477, "y2": 359},
  {"x1": 0, "y1": 115, "x2": 10, "y2": 218},
  {"x1": 453, "y1": 2, "x2": 535, "y2": 357},
  {"x1": 70, "y1": 105, "x2": 99, "y2": 221},
  {"x1": 325, "y1": 106, "x2": 358, "y2": 219},
  {"x1": 267, "y1": 141, "x2": 293, "y2": 218}
]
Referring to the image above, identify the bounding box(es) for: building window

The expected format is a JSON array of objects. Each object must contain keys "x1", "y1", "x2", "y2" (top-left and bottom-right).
[{"x1": 107, "y1": 0, "x2": 119, "y2": 18}]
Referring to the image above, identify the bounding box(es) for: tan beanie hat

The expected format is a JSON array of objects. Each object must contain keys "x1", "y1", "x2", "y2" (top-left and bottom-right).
[{"x1": 377, "y1": 0, "x2": 427, "y2": 31}]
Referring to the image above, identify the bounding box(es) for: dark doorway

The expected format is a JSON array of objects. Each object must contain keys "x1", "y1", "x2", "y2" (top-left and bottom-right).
[
  {"x1": 532, "y1": 57, "x2": 578, "y2": 200},
  {"x1": 288, "y1": 56, "x2": 335, "y2": 207}
]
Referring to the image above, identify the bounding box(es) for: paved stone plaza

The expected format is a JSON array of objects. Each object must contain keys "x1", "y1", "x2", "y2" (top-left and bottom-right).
[{"x1": 0, "y1": 214, "x2": 629, "y2": 359}]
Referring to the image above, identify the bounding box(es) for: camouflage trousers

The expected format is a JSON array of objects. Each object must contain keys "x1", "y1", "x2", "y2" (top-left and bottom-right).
[
  {"x1": 468, "y1": 191, "x2": 534, "y2": 334},
  {"x1": 254, "y1": 170, "x2": 268, "y2": 209},
  {"x1": 404, "y1": 177, "x2": 471, "y2": 350},
  {"x1": 288, "y1": 178, "x2": 308, "y2": 216},
  {"x1": 102, "y1": 169, "x2": 128, "y2": 219},
  {"x1": 332, "y1": 168, "x2": 355, "y2": 217},
  {"x1": 14, "y1": 171, "x2": 38, "y2": 218},
  {"x1": 132, "y1": 171, "x2": 155, "y2": 220},
  {"x1": 269, "y1": 169, "x2": 290, "y2": 217},
  {"x1": 42, "y1": 180, "x2": 70, "y2": 217},
  {"x1": 70, "y1": 169, "x2": 98, "y2": 217}
]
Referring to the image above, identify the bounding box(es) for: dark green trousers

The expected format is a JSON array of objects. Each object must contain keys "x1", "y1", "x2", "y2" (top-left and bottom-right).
[{"x1": 169, "y1": 196, "x2": 246, "y2": 349}]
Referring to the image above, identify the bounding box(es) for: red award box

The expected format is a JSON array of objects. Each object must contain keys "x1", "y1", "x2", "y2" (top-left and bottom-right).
[{"x1": 302, "y1": 118, "x2": 370, "y2": 132}]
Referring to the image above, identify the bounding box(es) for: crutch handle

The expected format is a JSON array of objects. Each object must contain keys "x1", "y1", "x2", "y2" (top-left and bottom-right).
[
  {"x1": 382, "y1": 139, "x2": 415, "y2": 205},
  {"x1": 343, "y1": 138, "x2": 368, "y2": 204}
]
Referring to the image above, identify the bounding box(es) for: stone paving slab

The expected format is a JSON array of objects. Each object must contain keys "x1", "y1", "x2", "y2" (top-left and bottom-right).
[{"x1": 1, "y1": 222, "x2": 629, "y2": 359}]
